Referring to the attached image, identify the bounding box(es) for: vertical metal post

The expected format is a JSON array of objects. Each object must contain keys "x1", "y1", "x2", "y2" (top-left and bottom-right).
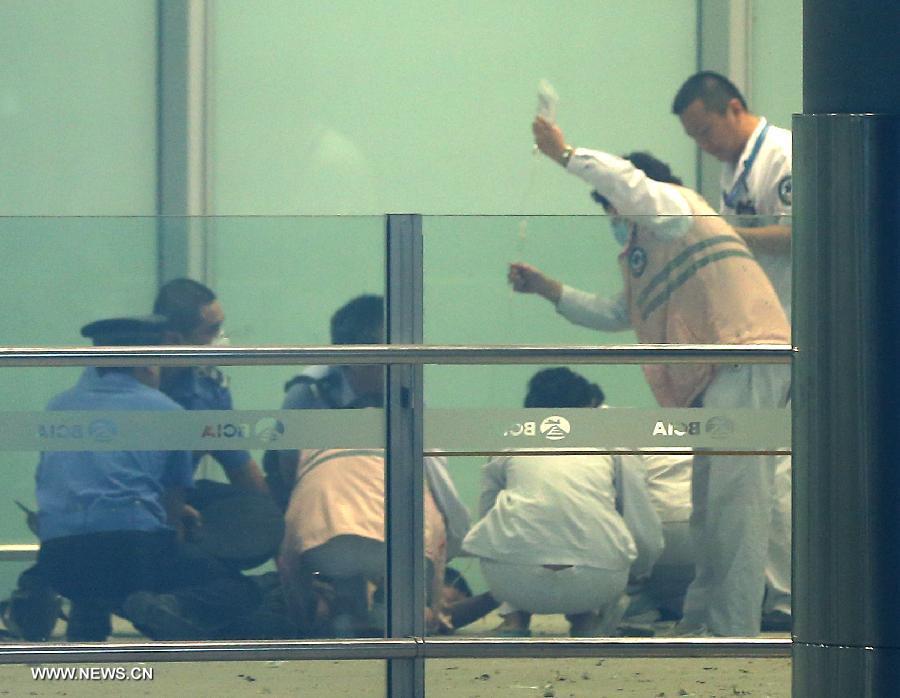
[
  {"x1": 794, "y1": 2, "x2": 900, "y2": 694},
  {"x1": 385, "y1": 214, "x2": 425, "y2": 697},
  {"x1": 694, "y1": 0, "x2": 752, "y2": 204},
  {"x1": 157, "y1": 0, "x2": 211, "y2": 285}
]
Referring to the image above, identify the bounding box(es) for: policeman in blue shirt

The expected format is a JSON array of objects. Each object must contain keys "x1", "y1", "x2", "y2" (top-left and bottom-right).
[
  {"x1": 153, "y1": 279, "x2": 269, "y2": 498},
  {"x1": 35, "y1": 316, "x2": 260, "y2": 641}
]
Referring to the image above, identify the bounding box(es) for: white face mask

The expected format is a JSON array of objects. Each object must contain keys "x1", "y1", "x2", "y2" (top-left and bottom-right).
[
  {"x1": 611, "y1": 220, "x2": 632, "y2": 246},
  {"x1": 211, "y1": 330, "x2": 231, "y2": 347}
]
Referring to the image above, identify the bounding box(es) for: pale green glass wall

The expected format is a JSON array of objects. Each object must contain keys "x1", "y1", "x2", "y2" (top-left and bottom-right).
[
  {"x1": 750, "y1": 0, "x2": 803, "y2": 129},
  {"x1": 0, "y1": 0, "x2": 158, "y2": 215},
  {"x1": 0, "y1": 0, "x2": 158, "y2": 594},
  {"x1": 207, "y1": 0, "x2": 699, "y2": 216}
]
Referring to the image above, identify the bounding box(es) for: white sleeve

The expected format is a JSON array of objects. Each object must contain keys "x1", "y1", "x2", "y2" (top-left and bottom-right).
[
  {"x1": 616, "y1": 454, "x2": 664, "y2": 579},
  {"x1": 424, "y1": 456, "x2": 471, "y2": 561},
  {"x1": 566, "y1": 148, "x2": 692, "y2": 238},
  {"x1": 478, "y1": 457, "x2": 507, "y2": 519},
  {"x1": 556, "y1": 285, "x2": 631, "y2": 332}
]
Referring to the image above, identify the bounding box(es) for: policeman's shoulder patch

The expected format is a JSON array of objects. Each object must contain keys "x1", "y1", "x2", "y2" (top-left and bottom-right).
[
  {"x1": 197, "y1": 365, "x2": 229, "y2": 388},
  {"x1": 777, "y1": 175, "x2": 792, "y2": 206}
]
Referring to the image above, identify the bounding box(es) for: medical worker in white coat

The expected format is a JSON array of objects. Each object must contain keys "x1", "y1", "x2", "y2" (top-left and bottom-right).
[
  {"x1": 462, "y1": 368, "x2": 663, "y2": 637},
  {"x1": 673, "y1": 72, "x2": 792, "y2": 630}
]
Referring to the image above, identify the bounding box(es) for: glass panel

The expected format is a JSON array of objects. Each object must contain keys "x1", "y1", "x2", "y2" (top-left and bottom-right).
[
  {"x1": 0, "y1": 660, "x2": 385, "y2": 695},
  {"x1": 0, "y1": 361, "x2": 386, "y2": 643},
  {"x1": 425, "y1": 658, "x2": 790, "y2": 697},
  {"x1": 208, "y1": 1, "x2": 698, "y2": 216},
  {"x1": 0, "y1": 217, "x2": 158, "y2": 347},
  {"x1": 427, "y1": 365, "x2": 790, "y2": 640},
  {"x1": 0, "y1": 215, "x2": 389, "y2": 643},
  {"x1": 424, "y1": 214, "x2": 791, "y2": 346}
]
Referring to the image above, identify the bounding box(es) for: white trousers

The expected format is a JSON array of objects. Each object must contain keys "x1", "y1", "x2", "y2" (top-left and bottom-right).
[
  {"x1": 481, "y1": 559, "x2": 628, "y2": 616},
  {"x1": 764, "y1": 452, "x2": 792, "y2": 616},
  {"x1": 680, "y1": 364, "x2": 791, "y2": 636}
]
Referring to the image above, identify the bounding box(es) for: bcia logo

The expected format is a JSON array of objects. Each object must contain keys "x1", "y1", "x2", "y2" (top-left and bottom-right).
[
  {"x1": 504, "y1": 416, "x2": 571, "y2": 440},
  {"x1": 652, "y1": 417, "x2": 736, "y2": 438},
  {"x1": 201, "y1": 423, "x2": 250, "y2": 438},
  {"x1": 652, "y1": 421, "x2": 701, "y2": 437},
  {"x1": 255, "y1": 417, "x2": 285, "y2": 443},
  {"x1": 540, "y1": 416, "x2": 571, "y2": 440},
  {"x1": 39, "y1": 421, "x2": 118, "y2": 443},
  {"x1": 705, "y1": 416, "x2": 735, "y2": 438},
  {"x1": 88, "y1": 419, "x2": 118, "y2": 443},
  {"x1": 38, "y1": 424, "x2": 86, "y2": 439}
]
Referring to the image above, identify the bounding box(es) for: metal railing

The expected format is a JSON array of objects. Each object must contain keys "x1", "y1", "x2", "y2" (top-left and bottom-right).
[{"x1": 0, "y1": 214, "x2": 795, "y2": 696}]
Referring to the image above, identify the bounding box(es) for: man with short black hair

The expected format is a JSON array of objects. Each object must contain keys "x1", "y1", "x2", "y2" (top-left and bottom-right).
[
  {"x1": 672, "y1": 71, "x2": 792, "y2": 316},
  {"x1": 673, "y1": 72, "x2": 793, "y2": 630},
  {"x1": 153, "y1": 278, "x2": 268, "y2": 496}
]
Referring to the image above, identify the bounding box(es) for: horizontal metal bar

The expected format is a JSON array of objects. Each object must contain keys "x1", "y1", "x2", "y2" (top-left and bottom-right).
[
  {"x1": 428, "y1": 449, "x2": 792, "y2": 457},
  {"x1": 0, "y1": 640, "x2": 417, "y2": 664},
  {"x1": 0, "y1": 344, "x2": 794, "y2": 368},
  {"x1": 0, "y1": 637, "x2": 791, "y2": 664},
  {"x1": 422, "y1": 637, "x2": 792, "y2": 659},
  {"x1": 0, "y1": 544, "x2": 37, "y2": 562}
]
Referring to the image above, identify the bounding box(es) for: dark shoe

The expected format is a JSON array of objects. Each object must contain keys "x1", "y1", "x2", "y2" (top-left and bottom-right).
[
  {"x1": 761, "y1": 609, "x2": 792, "y2": 632},
  {"x1": 122, "y1": 591, "x2": 204, "y2": 640},
  {"x1": 65, "y1": 601, "x2": 112, "y2": 642},
  {"x1": 1, "y1": 586, "x2": 63, "y2": 641}
]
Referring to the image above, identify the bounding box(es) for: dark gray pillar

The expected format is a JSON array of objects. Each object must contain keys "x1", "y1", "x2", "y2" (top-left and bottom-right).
[{"x1": 794, "y1": 2, "x2": 900, "y2": 695}]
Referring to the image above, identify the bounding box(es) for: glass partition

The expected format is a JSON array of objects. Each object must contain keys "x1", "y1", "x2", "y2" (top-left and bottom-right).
[
  {"x1": 423, "y1": 214, "x2": 791, "y2": 346},
  {"x1": 424, "y1": 213, "x2": 791, "y2": 642},
  {"x1": 0, "y1": 364, "x2": 386, "y2": 643},
  {"x1": 0, "y1": 214, "x2": 791, "y2": 687},
  {"x1": 0, "y1": 216, "x2": 389, "y2": 645}
]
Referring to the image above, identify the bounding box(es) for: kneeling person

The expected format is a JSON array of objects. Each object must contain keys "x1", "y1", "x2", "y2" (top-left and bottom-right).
[
  {"x1": 462, "y1": 368, "x2": 663, "y2": 637},
  {"x1": 35, "y1": 316, "x2": 259, "y2": 641}
]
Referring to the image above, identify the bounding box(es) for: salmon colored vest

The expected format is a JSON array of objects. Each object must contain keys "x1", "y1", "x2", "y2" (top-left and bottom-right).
[{"x1": 617, "y1": 186, "x2": 789, "y2": 407}]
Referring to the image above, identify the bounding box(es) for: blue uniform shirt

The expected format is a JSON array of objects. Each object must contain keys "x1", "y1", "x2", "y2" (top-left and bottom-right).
[
  {"x1": 36, "y1": 369, "x2": 194, "y2": 542},
  {"x1": 161, "y1": 366, "x2": 252, "y2": 473}
]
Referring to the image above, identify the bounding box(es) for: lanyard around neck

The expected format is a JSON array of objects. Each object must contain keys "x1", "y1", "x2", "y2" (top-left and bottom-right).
[{"x1": 723, "y1": 121, "x2": 770, "y2": 209}]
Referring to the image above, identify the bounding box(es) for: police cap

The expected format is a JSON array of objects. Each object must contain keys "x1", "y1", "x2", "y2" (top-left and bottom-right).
[{"x1": 80, "y1": 315, "x2": 168, "y2": 346}]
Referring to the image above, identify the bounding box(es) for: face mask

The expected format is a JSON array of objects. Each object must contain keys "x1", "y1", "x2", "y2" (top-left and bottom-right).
[
  {"x1": 211, "y1": 331, "x2": 231, "y2": 347},
  {"x1": 611, "y1": 220, "x2": 632, "y2": 246}
]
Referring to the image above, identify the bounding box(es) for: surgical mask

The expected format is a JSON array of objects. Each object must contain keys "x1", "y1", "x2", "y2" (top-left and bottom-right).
[
  {"x1": 611, "y1": 220, "x2": 632, "y2": 246},
  {"x1": 212, "y1": 330, "x2": 230, "y2": 347}
]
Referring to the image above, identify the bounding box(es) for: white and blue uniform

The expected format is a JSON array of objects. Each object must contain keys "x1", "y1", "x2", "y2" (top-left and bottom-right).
[
  {"x1": 719, "y1": 117, "x2": 793, "y2": 621},
  {"x1": 719, "y1": 117, "x2": 792, "y2": 318}
]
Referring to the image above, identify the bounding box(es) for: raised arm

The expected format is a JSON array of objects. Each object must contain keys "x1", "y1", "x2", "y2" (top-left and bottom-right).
[{"x1": 508, "y1": 262, "x2": 631, "y2": 332}]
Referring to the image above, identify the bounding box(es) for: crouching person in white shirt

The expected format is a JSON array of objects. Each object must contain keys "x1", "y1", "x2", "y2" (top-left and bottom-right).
[{"x1": 461, "y1": 368, "x2": 663, "y2": 637}]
